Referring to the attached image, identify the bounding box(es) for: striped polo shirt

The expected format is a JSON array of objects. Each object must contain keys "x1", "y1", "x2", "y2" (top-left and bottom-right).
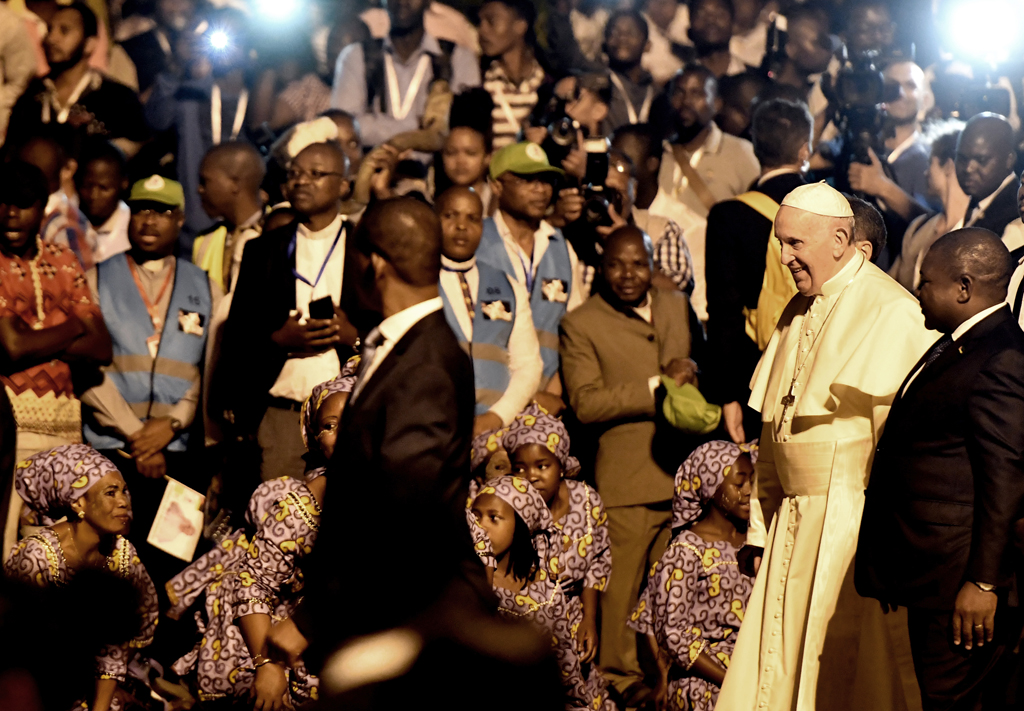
[{"x1": 483, "y1": 61, "x2": 547, "y2": 149}]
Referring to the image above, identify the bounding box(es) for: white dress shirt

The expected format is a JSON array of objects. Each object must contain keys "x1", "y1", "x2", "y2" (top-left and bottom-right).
[
  {"x1": 440, "y1": 255, "x2": 542, "y2": 424},
  {"x1": 901, "y1": 303, "x2": 1007, "y2": 396},
  {"x1": 351, "y1": 297, "x2": 444, "y2": 401},
  {"x1": 269, "y1": 215, "x2": 346, "y2": 402},
  {"x1": 952, "y1": 173, "x2": 1018, "y2": 232},
  {"x1": 492, "y1": 210, "x2": 586, "y2": 313},
  {"x1": 87, "y1": 201, "x2": 131, "y2": 264}
]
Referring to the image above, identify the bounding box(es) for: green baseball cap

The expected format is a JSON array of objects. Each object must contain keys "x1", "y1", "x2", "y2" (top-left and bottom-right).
[
  {"x1": 489, "y1": 141, "x2": 565, "y2": 181},
  {"x1": 128, "y1": 175, "x2": 185, "y2": 210}
]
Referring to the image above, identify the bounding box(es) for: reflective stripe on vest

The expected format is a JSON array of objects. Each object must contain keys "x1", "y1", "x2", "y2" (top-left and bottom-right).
[
  {"x1": 440, "y1": 262, "x2": 517, "y2": 415},
  {"x1": 84, "y1": 254, "x2": 212, "y2": 452},
  {"x1": 477, "y1": 217, "x2": 571, "y2": 380}
]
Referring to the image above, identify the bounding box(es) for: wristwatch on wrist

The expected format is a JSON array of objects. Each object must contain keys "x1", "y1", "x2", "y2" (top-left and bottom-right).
[
  {"x1": 169, "y1": 418, "x2": 184, "y2": 433},
  {"x1": 972, "y1": 581, "x2": 996, "y2": 593}
]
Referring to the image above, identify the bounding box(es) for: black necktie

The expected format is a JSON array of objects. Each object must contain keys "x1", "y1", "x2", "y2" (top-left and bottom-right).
[{"x1": 921, "y1": 333, "x2": 953, "y2": 372}]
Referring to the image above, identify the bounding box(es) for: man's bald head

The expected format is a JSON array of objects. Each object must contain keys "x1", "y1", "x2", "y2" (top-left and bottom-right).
[
  {"x1": 201, "y1": 141, "x2": 266, "y2": 193},
  {"x1": 602, "y1": 226, "x2": 653, "y2": 306},
  {"x1": 358, "y1": 197, "x2": 441, "y2": 287},
  {"x1": 603, "y1": 225, "x2": 651, "y2": 261},
  {"x1": 918, "y1": 227, "x2": 1012, "y2": 333},
  {"x1": 928, "y1": 227, "x2": 1013, "y2": 294},
  {"x1": 955, "y1": 113, "x2": 1016, "y2": 200}
]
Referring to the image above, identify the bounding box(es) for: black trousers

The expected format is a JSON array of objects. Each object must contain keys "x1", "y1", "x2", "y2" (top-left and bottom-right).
[{"x1": 908, "y1": 605, "x2": 1023, "y2": 711}]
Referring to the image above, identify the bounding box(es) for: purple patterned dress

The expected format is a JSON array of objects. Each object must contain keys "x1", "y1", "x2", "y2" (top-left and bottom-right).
[
  {"x1": 548, "y1": 480, "x2": 613, "y2": 711},
  {"x1": 167, "y1": 472, "x2": 323, "y2": 703},
  {"x1": 4, "y1": 528, "x2": 159, "y2": 701},
  {"x1": 628, "y1": 530, "x2": 753, "y2": 711},
  {"x1": 494, "y1": 572, "x2": 590, "y2": 710}
]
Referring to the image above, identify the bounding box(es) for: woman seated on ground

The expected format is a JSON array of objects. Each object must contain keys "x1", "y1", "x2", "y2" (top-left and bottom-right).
[
  {"x1": 4, "y1": 444, "x2": 159, "y2": 711},
  {"x1": 166, "y1": 363, "x2": 357, "y2": 708}
]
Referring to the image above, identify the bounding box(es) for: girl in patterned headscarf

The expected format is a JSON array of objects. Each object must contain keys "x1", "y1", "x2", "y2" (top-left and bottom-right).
[
  {"x1": 628, "y1": 440, "x2": 758, "y2": 711},
  {"x1": 471, "y1": 476, "x2": 589, "y2": 709},
  {"x1": 165, "y1": 363, "x2": 357, "y2": 708},
  {"x1": 503, "y1": 405, "x2": 613, "y2": 711},
  {"x1": 4, "y1": 444, "x2": 159, "y2": 711}
]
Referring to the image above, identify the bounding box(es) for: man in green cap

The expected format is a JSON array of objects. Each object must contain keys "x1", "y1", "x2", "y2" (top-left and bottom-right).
[
  {"x1": 476, "y1": 141, "x2": 585, "y2": 413},
  {"x1": 80, "y1": 174, "x2": 223, "y2": 587},
  {"x1": 560, "y1": 225, "x2": 698, "y2": 700}
]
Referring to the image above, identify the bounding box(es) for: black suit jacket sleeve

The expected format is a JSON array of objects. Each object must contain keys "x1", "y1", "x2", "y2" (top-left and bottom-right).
[
  {"x1": 214, "y1": 232, "x2": 292, "y2": 429},
  {"x1": 965, "y1": 348, "x2": 1024, "y2": 586}
]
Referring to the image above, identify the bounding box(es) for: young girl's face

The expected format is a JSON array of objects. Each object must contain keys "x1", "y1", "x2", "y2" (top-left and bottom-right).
[
  {"x1": 472, "y1": 493, "x2": 516, "y2": 557},
  {"x1": 315, "y1": 392, "x2": 350, "y2": 460},
  {"x1": 442, "y1": 127, "x2": 490, "y2": 188},
  {"x1": 511, "y1": 444, "x2": 562, "y2": 505},
  {"x1": 713, "y1": 454, "x2": 753, "y2": 521}
]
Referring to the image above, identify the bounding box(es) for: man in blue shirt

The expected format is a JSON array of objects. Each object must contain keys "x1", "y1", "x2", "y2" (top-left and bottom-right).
[{"x1": 330, "y1": 0, "x2": 480, "y2": 147}]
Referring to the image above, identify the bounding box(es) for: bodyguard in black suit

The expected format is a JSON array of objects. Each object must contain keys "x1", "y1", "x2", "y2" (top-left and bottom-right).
[
  {"x1": 857, "y1": 228, "x2": 1024, "y2": 711},
  {"x1": 705, "y1": 98, "x2": 810, "y2": 443},
  {"x1": 266, "y1": 197, "x2": 487, "y2": 672}
]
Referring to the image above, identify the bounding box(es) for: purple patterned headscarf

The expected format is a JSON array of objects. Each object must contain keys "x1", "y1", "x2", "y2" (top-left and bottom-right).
[
  {"x1": 479, "y1": 476, "x2": 553, "y2": 534},
  {"x1": 501, "y1": 406, "x2": 581, "y2": 478},
  {"x1": 471, "y1": 427, "x2": 509, "y2": 472},
  {"x1": 15, "y1": 445, "x2": 122, "y2": 519},
  {"x1": 672, "y1": 440, "x2": 759, "y2": 529},
  {"x1": 301, "y1": 357, "x2": 359, "y2": 449}
]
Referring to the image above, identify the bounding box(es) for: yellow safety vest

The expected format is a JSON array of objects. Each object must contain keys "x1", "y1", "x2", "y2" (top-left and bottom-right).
[{"x1": 734, "y1": 191, "x2": 797, "y2": 351}]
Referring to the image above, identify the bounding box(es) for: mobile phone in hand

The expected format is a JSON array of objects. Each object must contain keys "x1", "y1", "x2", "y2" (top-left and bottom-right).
[{"x1": 308, "y1": 296, "x2": 335, "y2": 321}]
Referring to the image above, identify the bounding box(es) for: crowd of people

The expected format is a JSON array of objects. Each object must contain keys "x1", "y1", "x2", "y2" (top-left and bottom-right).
[{"x1": 1, "y1": 0, "x2": 1024, "y2": 709}]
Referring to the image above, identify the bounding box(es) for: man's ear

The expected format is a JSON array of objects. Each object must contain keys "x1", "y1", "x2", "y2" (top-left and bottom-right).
[
  {"x1": 856, "y1": 240, "x2": 873, "y2": 262},
  {"x1": 338, "y1": 178, "x2": 353, "y2": 202},
  {"x1": 514, "y1": 18, "x2": 529, "y2": 41},
  {"x1": 370, "y1": 252, "x2": 387, "y2": 280},
  {"x1": 958, "y1": 274, "x2": 974, "y2": 304},
  {"x1": 646, "y1": 155, "x2": 660, "y2": 176},
  {"x1": 1006, "y1": 151, "x2": 1018, "y2": 174},
  {"x1": 83, "y1": 36, "x2": 99, "y2": 60},
  {"x1": 175, "y1": 210, "x2": 186, "y2": 230},
  {"x1": 798, "y1": 142, "x2": 812, "y2": 166},
  {"x1": 490, "y1": 177, "x2": 503, "y2": 200}
]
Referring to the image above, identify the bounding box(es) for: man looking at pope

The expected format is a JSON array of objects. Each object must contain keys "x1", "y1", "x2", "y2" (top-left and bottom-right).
[{"x1": 716, "y1": 182, "x2": 935, "y2": 711}]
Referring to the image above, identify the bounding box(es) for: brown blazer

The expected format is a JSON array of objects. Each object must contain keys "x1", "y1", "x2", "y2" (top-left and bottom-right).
[{"x1": 560, "y1": 286, "x2": 692, "y2": 508}]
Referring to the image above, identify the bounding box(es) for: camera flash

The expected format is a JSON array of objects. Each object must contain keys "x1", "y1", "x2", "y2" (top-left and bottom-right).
[{"x1": 209, "y1": 30, "x2": 230, "y2": 51}]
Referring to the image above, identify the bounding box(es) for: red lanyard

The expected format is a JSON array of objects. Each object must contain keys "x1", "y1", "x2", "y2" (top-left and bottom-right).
[{"x1": 126, "y1": 256, "x2": 175, "y2": 332}]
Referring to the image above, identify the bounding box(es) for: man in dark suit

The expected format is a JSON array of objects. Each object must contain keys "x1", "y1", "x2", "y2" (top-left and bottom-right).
[
  {"x1": 954, "y1": 114, "x2": 1020, "y2": 249},
  {"x1": 705, "y1": 98, "x2": 810, "y2": 443},
  {"x1": 217, "y1": 141, "x2": 361, "y2": 483},
  {"x1": 857, "y1": 227, "x2": 1024, "y2": 711},
  {"x1": 265, "y1": 197, "x2": 485, "y2": 671}
]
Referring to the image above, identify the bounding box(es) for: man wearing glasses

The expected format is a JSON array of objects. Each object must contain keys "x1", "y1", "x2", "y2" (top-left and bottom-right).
[
  {"x1": 218, "y1": 141, "x2": 360, "y2": 482},
  {"x1": 477, "y1": 141, "x2": 587, "y2": 414}
]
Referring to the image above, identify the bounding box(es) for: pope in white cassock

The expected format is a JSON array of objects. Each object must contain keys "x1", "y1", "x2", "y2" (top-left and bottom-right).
[{"x1": 715, "y1": 183, "x2": 936, "y2": 711}]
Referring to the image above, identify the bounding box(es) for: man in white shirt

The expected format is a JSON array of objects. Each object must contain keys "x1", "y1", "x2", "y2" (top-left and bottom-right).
[
  {"x1": 435, "y1": 186, "x2": 542, "y2": 436},
  {"x1": 220, "y1": 141, "x2": 358, "y2": 481},
  {"x1": 651, "y1": 64, "x2": 760, "y2": 321},
  {"x1": 75, "y1": 140, "x2": 131, "y2": 265}
]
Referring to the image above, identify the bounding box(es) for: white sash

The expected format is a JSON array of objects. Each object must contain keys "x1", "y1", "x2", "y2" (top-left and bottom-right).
[
  {"x1": 211, "y1": 84, "x2": 248, "y2": 145},
  {"x1": 385, "y1": 54, "x2": 430, "y2": 120},
  {"x1": 609, "y1": 72, "x2": 653, "y2": 124}
]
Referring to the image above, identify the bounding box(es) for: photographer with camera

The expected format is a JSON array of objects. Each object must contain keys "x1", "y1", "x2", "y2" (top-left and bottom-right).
[
  {"x1": 846, "y1": 60, "x2": 934, "y2": 224},
  {"x1": 651, "y1": 63, "x2": 760, "y2": 323},
  {"x1": 144, "y1": 7, "x2": 257, "y2": 249}
]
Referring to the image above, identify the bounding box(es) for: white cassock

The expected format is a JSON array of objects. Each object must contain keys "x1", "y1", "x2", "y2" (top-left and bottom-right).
[{"x1": 716, "y1": 251, "x2": 937, "y2": 711}]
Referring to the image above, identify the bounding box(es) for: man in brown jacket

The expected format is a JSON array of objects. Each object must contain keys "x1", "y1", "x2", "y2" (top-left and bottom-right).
[{"x1": 560, "y1": 226, "x2": 696, "y2": 701}]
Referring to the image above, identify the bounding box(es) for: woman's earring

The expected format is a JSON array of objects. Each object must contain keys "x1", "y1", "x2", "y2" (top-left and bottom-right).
[{"x1": 77, "y1": 510, "x2": 86, "y2": 520}]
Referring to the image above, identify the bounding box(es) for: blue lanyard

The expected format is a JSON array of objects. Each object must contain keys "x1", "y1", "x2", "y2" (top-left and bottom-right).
[
  {"x1": 289, "y1": 222, "x2": 345, "y2": 288},
  {"x1": 516, "y1": 248, "x2": 534, "y2": 292}
]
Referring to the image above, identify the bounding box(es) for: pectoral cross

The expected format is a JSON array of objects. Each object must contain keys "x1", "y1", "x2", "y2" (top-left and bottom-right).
[{"x1": 776, "y1": 386, "x2": 798, "y2": 437}]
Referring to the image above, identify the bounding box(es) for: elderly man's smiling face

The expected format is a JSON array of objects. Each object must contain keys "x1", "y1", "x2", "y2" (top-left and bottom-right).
[{"x1": 775, "y1": 206, "x2": 856, "y2": 296}]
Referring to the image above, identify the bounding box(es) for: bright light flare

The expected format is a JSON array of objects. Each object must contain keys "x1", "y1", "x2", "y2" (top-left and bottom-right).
[
  {"x1": 254, "y1": 0, "x2": 300, "y2": 21},
  {"x1": 208, "y1": 29, "x2": 230, "y2": 52},
  {"x1": 948, "y1": 0, "x2": 1020, "y2": 65}
]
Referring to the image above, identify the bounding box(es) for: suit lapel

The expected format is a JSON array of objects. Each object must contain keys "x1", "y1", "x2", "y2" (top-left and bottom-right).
[{"x1": 349, "y1": 310, "x2": 441, "y2": 409}]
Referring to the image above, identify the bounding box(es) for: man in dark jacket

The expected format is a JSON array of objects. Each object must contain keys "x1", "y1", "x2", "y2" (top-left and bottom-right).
[{"x1": 857, "y1": 228, "x2": 1024, "y2": 711}]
